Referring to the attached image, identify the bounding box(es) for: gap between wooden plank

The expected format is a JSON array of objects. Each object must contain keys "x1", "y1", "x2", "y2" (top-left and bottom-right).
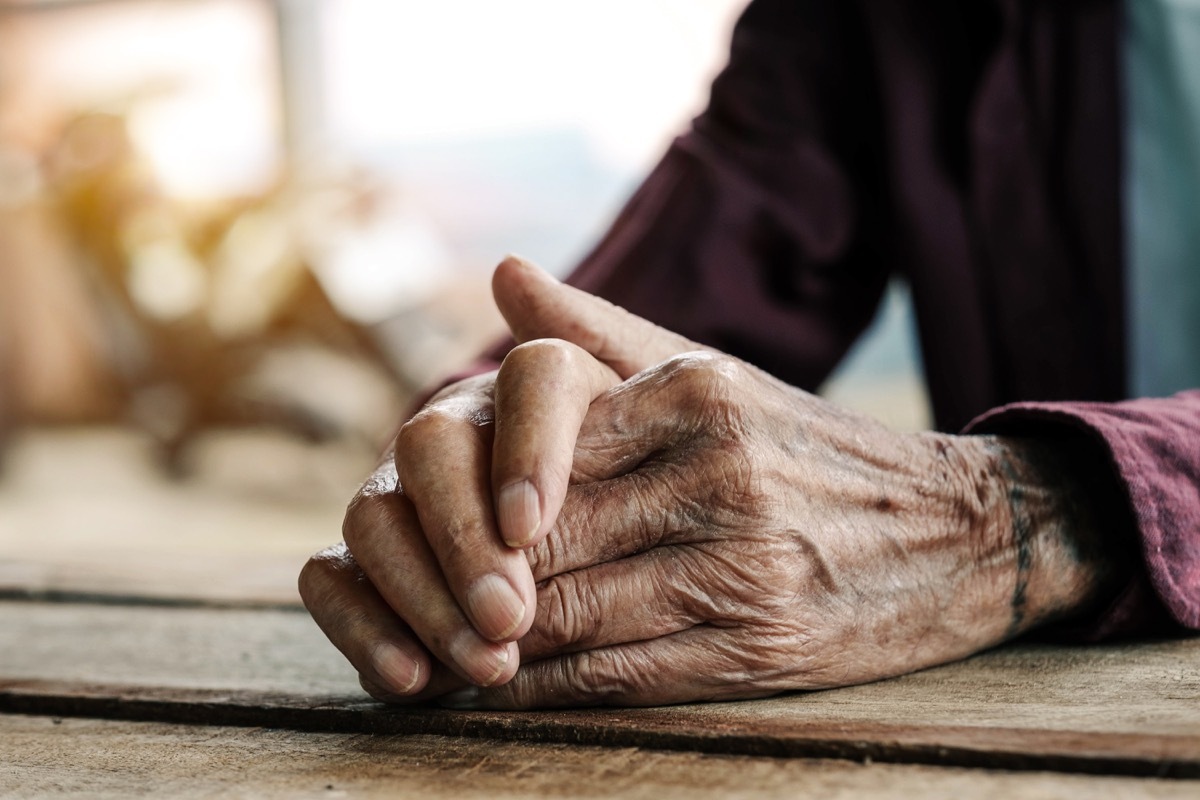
[
  {"x1": 0, "y1": 587, "x2": 305, "y2": 612},
  {"x1": 1, "y1": 679, "x2": 1196, "y2": 779},
  {"x1": 9, "y1": 715, "x2": 1197, "y2": 800}
]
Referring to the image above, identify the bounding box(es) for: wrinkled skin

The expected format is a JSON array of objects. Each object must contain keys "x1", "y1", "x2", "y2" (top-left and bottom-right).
[{"x1": 299, "y1": 257, "x2": 1125, "y2": 708}]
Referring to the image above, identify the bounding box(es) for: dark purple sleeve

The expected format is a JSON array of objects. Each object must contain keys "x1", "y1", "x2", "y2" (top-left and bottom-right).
[{"x1": 965, "y1": 390, "x2": 1200, "y2": 635}]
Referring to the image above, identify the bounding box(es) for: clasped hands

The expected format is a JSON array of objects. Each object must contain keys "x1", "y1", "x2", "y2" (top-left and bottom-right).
[{"x1": 300, "y1": 257, "x2": 1119, "y2": 708}]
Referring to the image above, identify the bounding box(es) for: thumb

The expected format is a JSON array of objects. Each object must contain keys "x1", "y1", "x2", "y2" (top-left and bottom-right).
[{"x1": 491, "y1": 255, "x2": 705, "y2": 380}]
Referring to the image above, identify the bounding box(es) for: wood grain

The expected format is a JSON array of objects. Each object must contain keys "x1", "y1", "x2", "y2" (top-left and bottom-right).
[
  {"x1": 2, "y1": 601, "x2": 1198, "y2": 777},
  {"x1": 4, "y1": 715, "x2": 1197, "y2": 800},
  {"x1": 0, "y1": 428, "x2": 354, "y2": 606}
]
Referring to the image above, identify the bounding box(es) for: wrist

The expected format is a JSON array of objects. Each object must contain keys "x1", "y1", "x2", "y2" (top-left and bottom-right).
[{"x1": 982, "y1": 434, "x2": 1133, "y2": 638}]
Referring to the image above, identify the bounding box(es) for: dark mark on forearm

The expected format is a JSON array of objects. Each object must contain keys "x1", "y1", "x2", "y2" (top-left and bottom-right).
[
  {"x1": 988, "y1": 437, "x2": 1042, "y2": 637},
  {"x1": 1005, "y1": 477, "x2": 1033, "y2": 635}
]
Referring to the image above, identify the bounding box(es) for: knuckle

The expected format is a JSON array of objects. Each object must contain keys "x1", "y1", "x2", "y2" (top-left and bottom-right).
[
  {"x1": 297, "y1": 549, "x2": 340, "y2": 607},
  {"x1": 503, "y1": 338, "x2": 578, "y2": 376},
  {"x1": 697, "y1": 362, "x2": 746, "y2": 440},
  {"x1": 341, "y1": 492, "x2": 389, "y2": 550},
  {"x1": 525, "y1": 541, "x2": 548, "y2": 578},
  {"x1": 660, "y1": 352, "x2": 740, "y2": 408},
  {"x1": 525, "y1": 530, "x2": 563, "y2": 579},
  {"x1": 563, "y1": 649, "x2": 634, "y2": 703},
  {"x1": 296, "y1": 546, "x2": 372, "y2": 628},
  {"x1": 396, "y1": 409, "x2": 455, "y2": 462},
  {"x1": 538, "y1": 573, "x2": 597, "y2": 650}
]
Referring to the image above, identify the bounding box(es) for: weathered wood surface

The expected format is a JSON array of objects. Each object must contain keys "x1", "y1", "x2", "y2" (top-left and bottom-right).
[
  {"x1": 2, "y1": 601, "x2": 1198, "y2": 777},
  {"x1": 4, "y1": 715, "x2": 1197, "y2": 800},
  {"x1": 0, "y1": 428, "x2": 354, "y2": 606}
]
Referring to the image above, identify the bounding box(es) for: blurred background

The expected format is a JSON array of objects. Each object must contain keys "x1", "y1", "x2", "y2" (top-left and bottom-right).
[{"x1": 0, "y1": 0, "x2": 926, "y2": 604}]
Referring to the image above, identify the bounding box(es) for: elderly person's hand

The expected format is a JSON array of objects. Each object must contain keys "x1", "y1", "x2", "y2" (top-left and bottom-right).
[{"x1": 300, "y1": 258, "x2": 1126, "y2": 707}]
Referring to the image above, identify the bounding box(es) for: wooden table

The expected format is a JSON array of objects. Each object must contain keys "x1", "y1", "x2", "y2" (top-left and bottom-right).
[{"x1": 2, "y1": 430, "x2": 1199, "y2": 798}]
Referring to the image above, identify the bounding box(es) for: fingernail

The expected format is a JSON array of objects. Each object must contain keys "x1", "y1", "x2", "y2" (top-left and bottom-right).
[
  {"x1": 467, "y1": 574, "x2": 527, "y2": 640},
  {"x1": 438, "y1": 687, "x2": 481, "y2": 709},
  {"x1": 371, "y1": 642, "x2": 420, "y2": 694},
  {"x1": 498, "y1": 480, "x2": 541, "y2": 546},
  {"x1": 449, "y1": 631, "x2": 510, "y2": 687}
]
